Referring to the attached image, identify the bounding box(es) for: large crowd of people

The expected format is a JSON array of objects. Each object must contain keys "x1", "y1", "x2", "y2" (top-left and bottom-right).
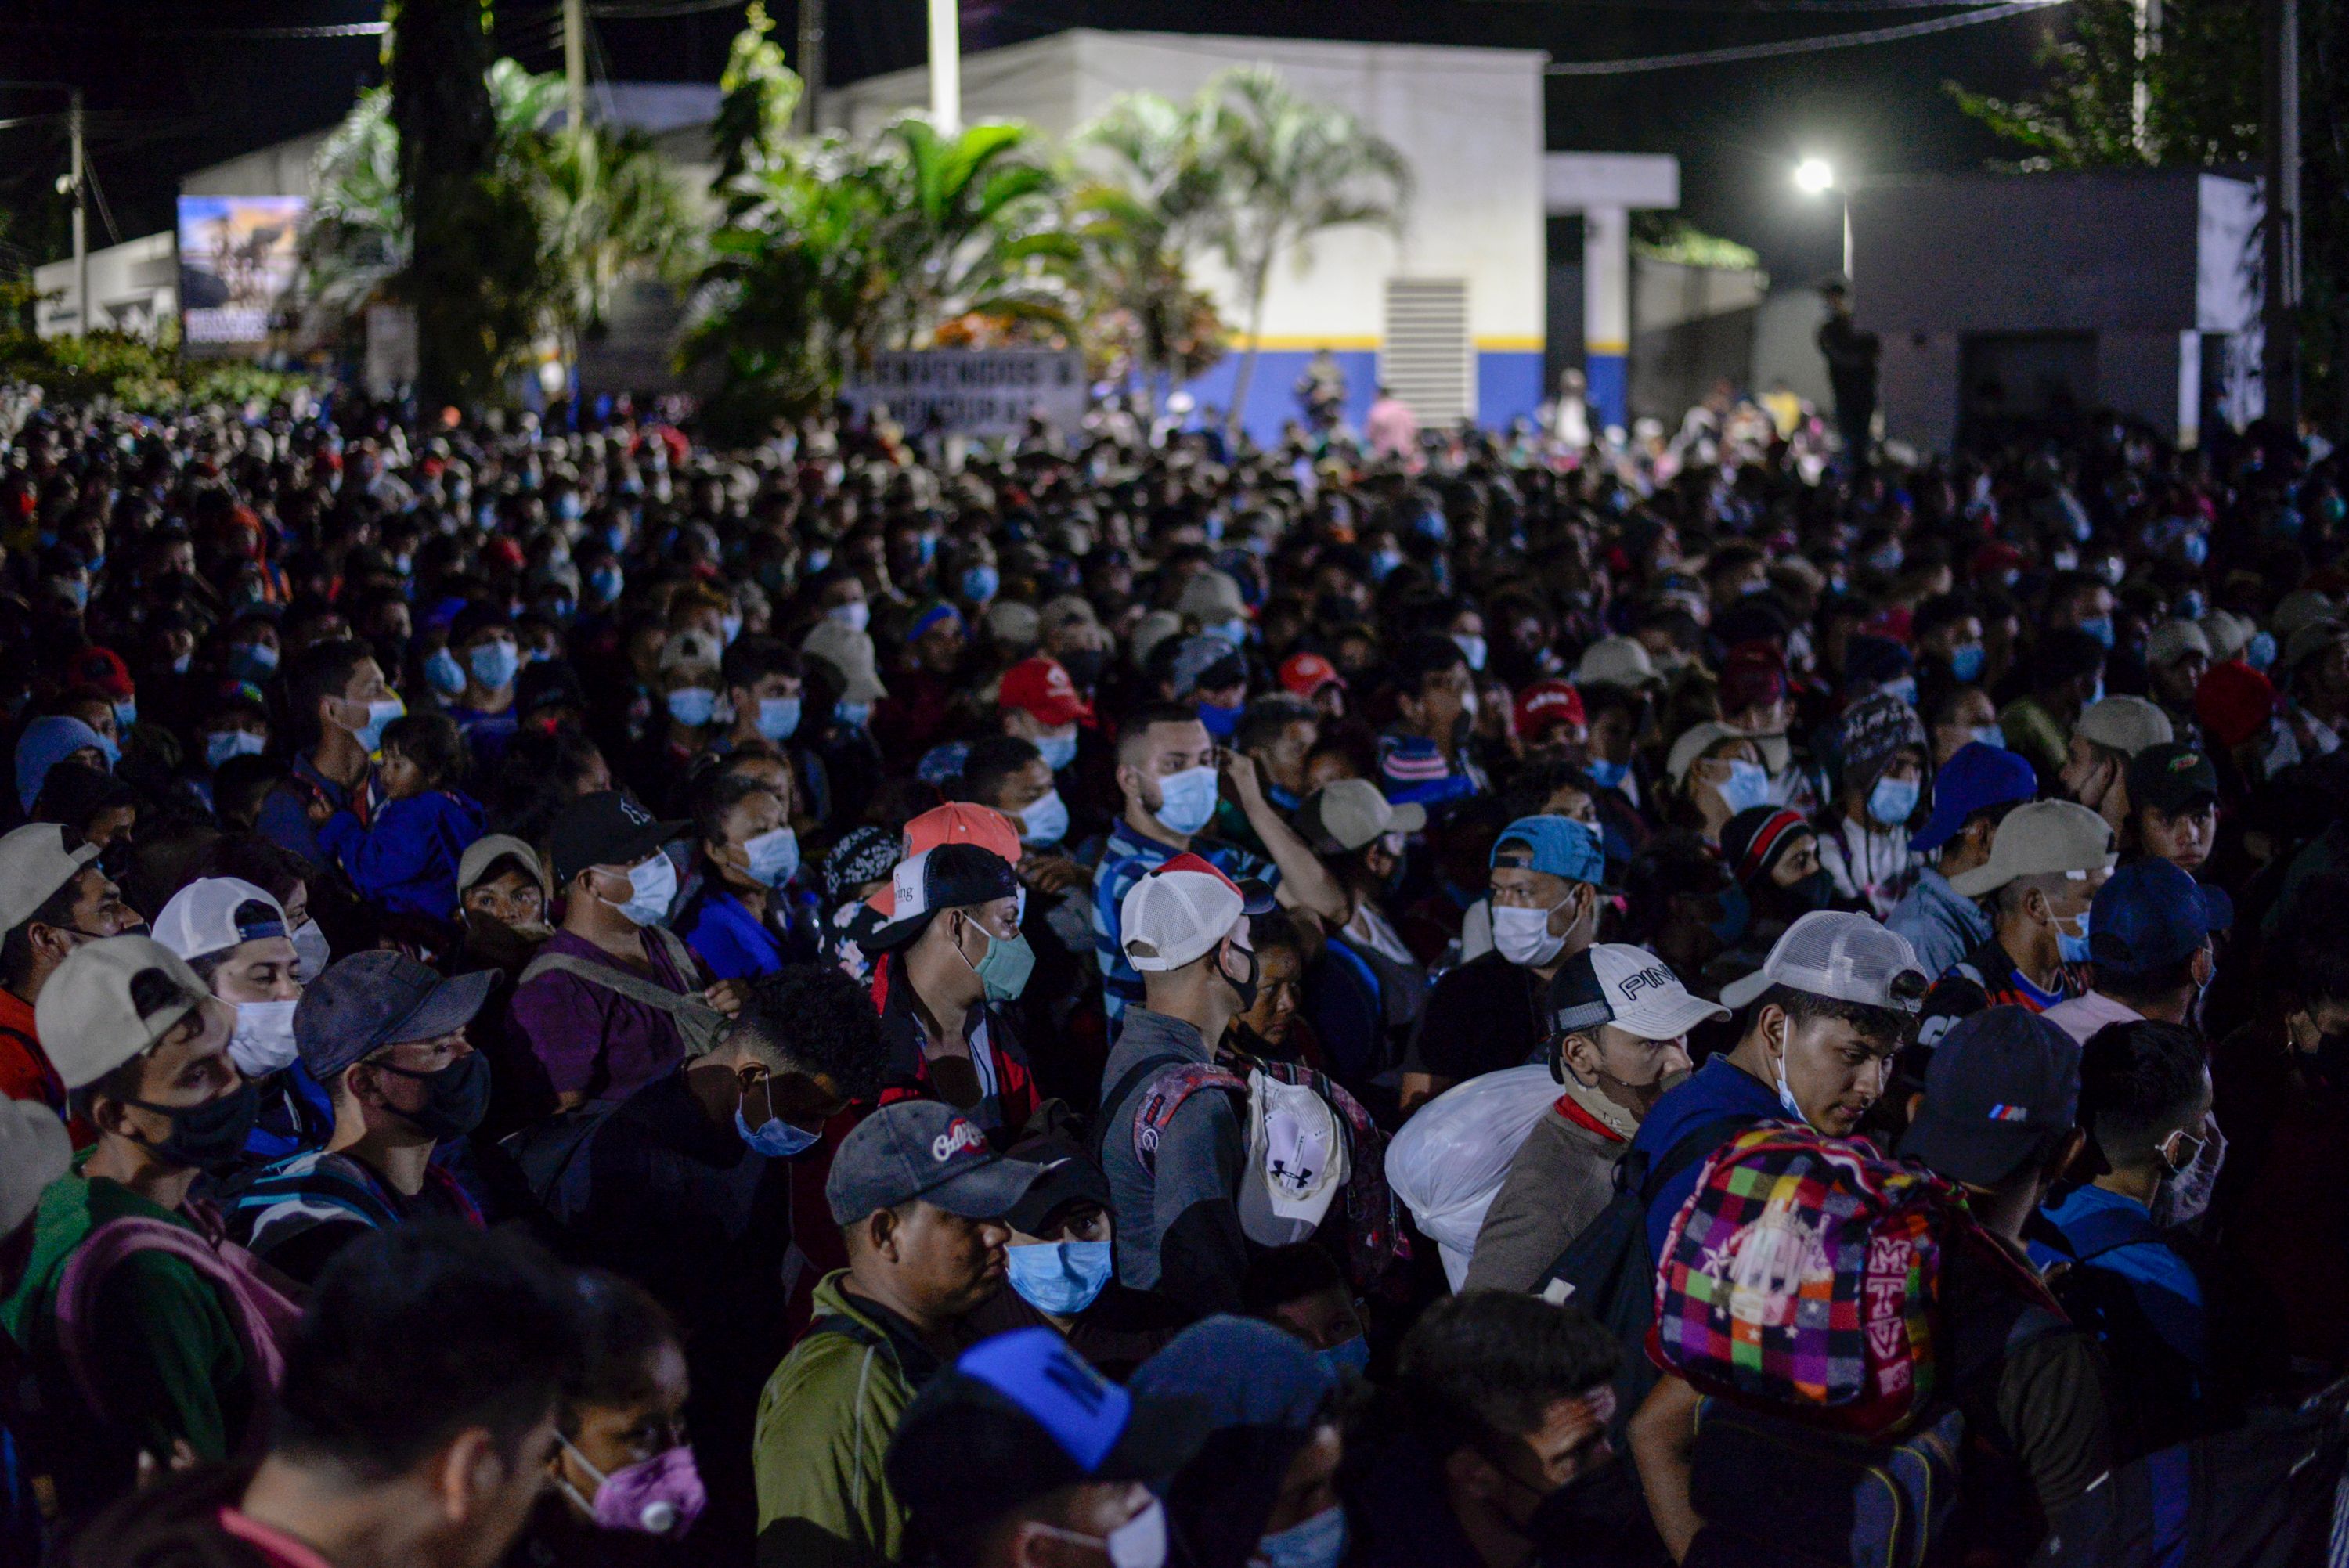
[{"x1": 1, "y1": 376, "x2": 2347, "y2": 1568}]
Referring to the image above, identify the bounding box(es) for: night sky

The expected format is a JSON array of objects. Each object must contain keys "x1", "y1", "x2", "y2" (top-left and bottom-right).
[{"x1": 0, "y1": 0, "x2": 2055, "y2": 287}]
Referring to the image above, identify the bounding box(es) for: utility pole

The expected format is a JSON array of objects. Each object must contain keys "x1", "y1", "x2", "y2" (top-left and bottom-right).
[
  {"x1": 68, "y1": 87, "x2": 86, "y2": 337},
  {"x1": 796, "y1": 0, "x2": 825, "y2": 133},
  {"x1": 2262, "y1": 0, "x2": 2301, "y2": 431},
  {"x1": 2132, "y1": 0, "x2": 2162, "y2": 157},
  {"x1": 564, "y1": 0, "x2": 586, "y2": 133},
  {"x1": 927, "y1": 0, "x2": 958, "y2": 133}
]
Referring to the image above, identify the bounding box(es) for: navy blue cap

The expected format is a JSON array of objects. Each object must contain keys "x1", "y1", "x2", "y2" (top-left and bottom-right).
[
  {"x1": 1899, "y1": 1005, "x2": 2080, "y2": 1186},
  {"x1": 2088, "y1": 859, "x2": 2232, "y2": 979},
  {"x1": 1492, "y1": 814, "x2": 1607, "y2": 889},
  {"x1": 1910, "y1": 741, "x2": 2038, "y2": 852}
]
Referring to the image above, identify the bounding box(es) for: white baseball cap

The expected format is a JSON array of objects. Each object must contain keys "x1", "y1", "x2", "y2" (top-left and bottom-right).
[
  {"x1": 0, "y1": 824, "x2": 99, "y2": 933},
  {"x1": 1719, "y1": 910, "x2": 1931, "y2": 1014},
  {"x1": 152, "y1": 878, "x2": 288, "y2": 964},
  {"x1": 1548, "y1": 943, "x2": 1730, "y2": 1040},
  {"x1": 1118, "y1": 853, "x2": 1276, "y2": 973},
  {"x1": 0, "y1": 1101, "x2": 70, "y2": 1238},
  {"x1": 35, "y1": 935, "x2": 212, "y2": 1090},
  {"x1": 1238, "y1": 1072, "x2": 1348, "y2": 1242}
]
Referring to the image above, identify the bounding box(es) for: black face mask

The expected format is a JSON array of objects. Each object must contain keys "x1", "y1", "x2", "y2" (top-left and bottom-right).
[
  {"x1": 1765, "y1": 868, "x2": 1836, "y2": 920},
  {"x1": 1220, "y1": 941, "x2": 1260, "y2": 1012},
  {"x1": 370, "y1": 1051, "x2": 491, "y2": 1143},
  {"x1": 124, "y1": 1080, "x2": 260, "y2": 1174}
]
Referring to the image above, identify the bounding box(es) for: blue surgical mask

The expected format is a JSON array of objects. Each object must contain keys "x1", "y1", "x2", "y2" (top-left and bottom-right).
[
  {"x1": 1867, "y1": 774, "x2": 1921, "y2": 828},
  {"x1": 1217, "y1": 618, "x2": 1252, "y2": 649},
  {"x1": 1971, "y1": 726, "x2": 2007, "y2": 752},
  {"x1": 1020, "y1": 788, "x2": 1071, "y2": 847},
  {"x1": 206, "y1": 729, "x2": 266, "y2": 770},
  {"x1": 2087, "y1": 676, "x2": 2107, "y2": 708},
  {"x1": 1037, "y1": 728, "x2": 1078, "y2": 773},
  {"x1": 1257, "y1": 1505, "x2": 1349, "y2": 1568},
  {"x1": 1588, "y1": 756, "x2": 1629, "y2": 790},
  {"x1": 736, "y1": 1097, "x2": 821, "y2": 1159},
  {"x1": 2079, "y1": 615, "x2": 2116, "y2": 649},
  {"x1": 2248, "y1": 632, "x2": 2278, "y2": 671},
  {"x1": 590, "y1": 564, "x2": 624, "y2": 603},
  {"x1": 2057, "y1": 907, "x2": 2093, "y2": 964},
  {"x1": 2181, "y1": 531, "x2": 2210, "y2": 567},
  {"x1": 668, "y1": 687, "x2": 717, "y2": 727},
  {"x1": 743, "y1": 827, "x2": 800, "y2": 888},
  {"x1": 1453, "y1": 633, "x2": 1488, "y2": 672},
  {"x1": 349, "y1": 695, "x2": 406, "y2": 753},
  {"x1": 114, "y1": 698, "x2": 137, "y2": 730},
  {"x1": 1882, "y1": 676, "x2": 1920, "y2": 708},
  {"x1": 1317, "y1": 1335, "x2": 1370, "y2": 1378},
  {"x1": 611, "y1": 854, "x2": 678, "y2": 928},
  {"x1": 231, "y1": 642, "x2": 280, "y2": 681},
  {"x1": 1715, "y1": 759, "x2": 1771, "y2": 815},
  {"x1": 1155, "y1": 765, "x2": 1220, "y2": 836},
  {"x1": 962, "y1": 564, "x2": 1000, "y2": 603},
  {"x1": 720, "y1": 611, "x2": 744, "y2": 646},
  {"x1": 1197, "y1": 701, "x2": 1242, "y2": 741},
  {"x1": 756, "y1": 697, "x2": 803, "y2": 742},
  {"x1": 835, "y1": 700, "x2": 872, "y2": 730},
  {"x1": 468, "y1": 641, "x2": 519, "y2": 690},
  {"x1": 1949, "y1": 644, "x2": 1986, "y2": 683},
  {"x1": 1005, "y1": 1239, "x2": 1113, "y2": 1316},
  {"x1": 1369, "y1": 548, "x2": 1403, "y2": 582},
  {"x1": 426, "y1": 648, "x2": 467, "y2": 698}
]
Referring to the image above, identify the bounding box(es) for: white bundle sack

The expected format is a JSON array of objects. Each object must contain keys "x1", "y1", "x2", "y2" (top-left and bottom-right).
[{"x1": 1383, "y1": 1064, "x2": 1560, "y2": 1289}]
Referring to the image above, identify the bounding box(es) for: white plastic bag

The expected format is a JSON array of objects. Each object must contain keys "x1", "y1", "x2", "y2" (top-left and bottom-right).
[{"x1": 1383, "y1": 1065, "x2": 1560, "y2": 1289}]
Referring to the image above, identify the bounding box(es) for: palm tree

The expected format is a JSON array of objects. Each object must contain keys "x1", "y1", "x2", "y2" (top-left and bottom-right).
[
  {"x1": 1188, "y1": 67, "x2": 1411, "y2": 446},
  {"x1": 1072, "y1": 90, "x2": 1229, "y2": 409}
]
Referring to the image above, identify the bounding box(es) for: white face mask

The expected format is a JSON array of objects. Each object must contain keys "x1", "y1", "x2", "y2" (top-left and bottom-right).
[
  {"x1": 1153, "y1": 765, "x2": 1220, "y2": 837},
  {"x1": 1033, "y1": 1497, "x2": 1168, "y2": 1568},
  {"x1": 227, "y1": 997, "x2": 301, "y2": 1077},
  {"x1": 290, "y1": 921, "x2": 332, "y2": 986},
  {"x1": 1770, "y1": 1017, "x2": 1806, "y2": 1120},
  {"x1": 1492, "y1": 895, "x2": 1577, "y2": 969}
]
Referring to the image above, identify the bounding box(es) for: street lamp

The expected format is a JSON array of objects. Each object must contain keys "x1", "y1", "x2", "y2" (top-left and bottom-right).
[{"x1": 1792, "y1": 157, "x2": 1852, "y2": 281}]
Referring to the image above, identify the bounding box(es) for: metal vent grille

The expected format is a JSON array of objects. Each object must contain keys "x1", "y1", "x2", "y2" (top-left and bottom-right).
[{"x1": 1380, "y1": 278, "x2": 1473, "y2": 424}]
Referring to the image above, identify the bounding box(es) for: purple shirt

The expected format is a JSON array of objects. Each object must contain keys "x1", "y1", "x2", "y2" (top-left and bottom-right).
[{"x1": 508, "y1": 929, "x2": 698, "y2": 1103}]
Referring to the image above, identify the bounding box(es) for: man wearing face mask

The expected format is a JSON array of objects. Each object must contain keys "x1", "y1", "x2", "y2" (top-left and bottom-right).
[
  {"x1": 0, "y1": 823, "x2": 146, "y2": 1130},
  {"x1": 998, "y1": 654, "x2": 1092, "y2": 778},
  {"x1": 511, "y1": 791, "x2": 742, "y2": 1116},
  {"x1": 716, "y1": 635, "x2": 808, "y2": 758},
  {"x1": 1094, "y1": 705, "x2": 1344, "y2": 1026},
  {"x1": 1401, "y1": 816, "x2": 1606, "y2": 1112},
  {"x1": 1817, "y1": 691, "x2": 1929, "y2": 920},
  {"x1": 151, "y1": 876, "x2": 328, "y2": 1166},
  {"x1": 1885, "y1": 741, "x2": 2038, "y2": 982},
  {"x1": 2, "y1": 936, "x2": 286, "y2": 1520},
  {"x1": 552, "y1": 964, "x2": 883, "y2": 1557},
  {"x1": 442, "y1": 604, "x2": 523, "y2": 766},
  {"x1": 864, "y1": 843, "x2": 1043, "y2": 1138},
  {"x1": 1467, "y1": 944, "x2": 1723, "y2": 1294},
  {"x1": 1378, "y1": 635, "x2": 1489, "y2": 812},
  {"x1": 1915, "y1": 800, "x2": 2116, "y2": 1049},
  {"x1": 2060, "y1": 695, "x2": 2172, "y2": 835},
  {"x1": 258, "y1": 639, "x2": 402, "y2": 867},
  {"x1": 886, "y1": 1328, "x2": 1210, "y2": 1568},
  {"x1": 230, "y1": 951, "x2": 496, "y2": 1284}
]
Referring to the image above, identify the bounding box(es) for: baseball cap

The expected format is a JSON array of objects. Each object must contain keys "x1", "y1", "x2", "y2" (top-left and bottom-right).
[
  {"x1": 658, "y1": 628, "x2": 723, "y2": 676},
  {"x1": 1947, "y1": 800, "x2": 2116, "y2": 898},
  {"x1": 1177, "y1": 570, "x2": 1248, "y2": 623},
  {"x1": 2195, "y1": 659, "x2": 2277, "y2": 748},
  {"x1": 1491, "y1": 815, "x2": 1607, "y2": 888},
  {"x1": 2282, "y1": 618, "x2": 2349, "y2": 675},
  {"x1": 800, "y1": 618, "x2": 889, "y2": 702},
  {"x1": 1241, "y1": 1073, "x2": 1348, "y2": 1240},
  {"x1": 866, "y1": 843, "x2": 1019, "y2": 952},
  {"x1": 0, "y1": 823, "x2": 99, "y2": 932},
  {"x1": 1514, "y1": 679, "x2": 1586, "y2": 741},
  {"x1": 998, "y1": 657, "x2": 1092, "y2": 727},
  {"x1": 1908, "y1": 741, "x2": 2037, "y2": 853},
  {"x1": 2145, "y1": 620, "x2": 2212, "y2": 669},
  {"x1": 456, "y1": 834, "x2": 550, "y2": 899},
  {"x1": 1295, "y1": 778, "x2": 1425, "y2": 855},
  {"x1": 2087, "y1": 859, "x2": 2232, "y2": 979},
  {"x1": 1002, "y1": 1137, "x2": 1114, "y2": 1236},
  {"x1": 1665, "y1": 722, "x2": 1749, "y2": 787},
  {"x1": 824, "y1": 1099, "x2": 1045, "y2": 1224},
  {"x1": 1278, "y1": 652, "x2": 1346, "y2": 699},
  {"x1": 0, "y1": 1101, "x2": 70, "y2": 1239},
  {"x1": 152, "y1": 878, "x2": 288, "y2": 963},
  {"x1": 1548, "y1": 943, "x2": 1729, "y2": 1042},
  {"x1": 67, "y1": 647, "x2": 134, "y2": 701},
  {"x1": 1168, "y1": 634, "x2": 1245, "y2": 698},
  {"x1": 1119, "y1": 852, "x2": 1275, "y2": 973},
  {"x1": 1574, "y1": 636, "x2": 1660, "y2": 690},
  {"x1": 548, "y1": 791, "x2": 687, "y2": 888},
  {"x1": 294, "y1": 950, "x2": 497, "y2": 1082},
  {"x1": 2124, "y1": 743, "x2": 2219, "y2": 817},
  {"x1": 1898, "y1": 1006, "x2": 2080, "y2": 1186},
  {"x1": 2073, "y1": 696, "x2": 2173, "y2": 757},
  {"x1": 1718, "y1": 644, "x2": 1788, "y2": 716},
  {"x1": 886, "y1": 1329, "x2": 1211, "y2": 1546},
  {"x1": 2201, "y1": 608, "x2": 2256, "y2": 664},
  {"x1": 1719, "y1": 910, "x2": 1930, "y2": 1015},
  {"x1": 35, "y1": 936, "x2": 211, "y2": 1090},
  {"x1": 2274, "y1": 589, "x2": 2341, "y2": 642}
]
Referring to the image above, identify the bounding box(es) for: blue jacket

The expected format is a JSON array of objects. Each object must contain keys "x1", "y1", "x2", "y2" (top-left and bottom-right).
[
  {"x1": 2029, "y1": 1184, "x2": 2206, "y2": 1369},
  {"x1": 1633, "y1": 1054, "x2": 1780, "y2": 1261},
  {"x1": 1887, "y1": 866, "x2": 1993, "y2": 985},
  {"x1": 317, "y1": 788, "x2": 485, "y2": 921}
]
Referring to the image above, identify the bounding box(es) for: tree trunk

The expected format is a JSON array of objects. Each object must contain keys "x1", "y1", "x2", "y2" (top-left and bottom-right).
[
  {"x1": 388, "y1": 0, "x2": 496, "y2": 409},
  {"x1": 1223, "y1": 255, "x2": 1268, "y2": 449}
]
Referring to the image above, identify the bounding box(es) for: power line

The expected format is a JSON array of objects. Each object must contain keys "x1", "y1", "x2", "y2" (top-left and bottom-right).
[
  {"x1": 1544, "y1": 0, "x2": 2064, "y2": 73},
  {"x1": 161, "y1": 20, "x2": 388, "y2": 38}
]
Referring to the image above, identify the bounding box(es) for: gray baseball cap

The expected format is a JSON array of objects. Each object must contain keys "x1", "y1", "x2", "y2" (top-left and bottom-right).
[
  {"x1": 825, "y1": 1100, "x2": 1045, "y2": 1226},
  {"x1": 294, "y1": 950, "x2": 497, "y2": 1082}
]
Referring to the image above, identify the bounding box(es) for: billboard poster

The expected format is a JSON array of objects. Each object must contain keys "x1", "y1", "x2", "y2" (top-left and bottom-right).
[
  {"x1": 177, "y1": 196, "x2": 308, "y2": 356},
  {"x1": 842, "y1": 349, "x2": 1087, "y2": 437}
]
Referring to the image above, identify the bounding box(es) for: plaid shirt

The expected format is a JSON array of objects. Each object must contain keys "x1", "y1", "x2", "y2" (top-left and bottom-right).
[{"x1": 1091, "y1": 817, "x2": 1275, "y2": 1025}]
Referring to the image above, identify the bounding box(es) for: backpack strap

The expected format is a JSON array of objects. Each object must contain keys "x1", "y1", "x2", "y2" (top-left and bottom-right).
[
  {"x1": 1092, "y1": 1052, "x2": 1189, "y2": 1166},
  {"x1": 802, "y1": 1313, "x2": 889, "y2": 1354},
  {"x1": 1132, "y1": 1064, "x2": 1250, "y2": 1177},
  {"x1": 1639, "y1": 1113, "x2": 1761, "y2": 1209},
  {"x1": 518, "y1": 945, "x2": 731, "y2": 1058}
]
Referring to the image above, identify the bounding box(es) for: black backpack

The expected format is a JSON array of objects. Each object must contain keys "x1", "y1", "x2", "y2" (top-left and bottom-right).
[
  {"x1": 2033, "y1": 1379, "x2": 2349, "y2": 1566},
  {"x1": 1534, "y1": 1113, "x2": 1753, "y2": 1444},
  {"x1": 500, "y1": 1099, "x2": 623, "y2": 1221}
]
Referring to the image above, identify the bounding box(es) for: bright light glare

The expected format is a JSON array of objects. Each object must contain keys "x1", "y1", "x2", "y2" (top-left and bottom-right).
[{"x1": 1793, "y1": 158, "x2": 1835, "y2": 195}]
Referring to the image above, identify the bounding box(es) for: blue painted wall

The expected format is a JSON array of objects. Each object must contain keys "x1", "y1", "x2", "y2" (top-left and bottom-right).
[
  {"x1": 1178, "y1": 347, "x2": 1551, "y2": 447},
  {"x1": 1477, "y1": 351, "x2": 1545, "y2": 431}
]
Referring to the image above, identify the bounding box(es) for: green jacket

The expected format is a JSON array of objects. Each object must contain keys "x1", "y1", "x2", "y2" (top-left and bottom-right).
[
  {"x1": 0, "y1": 1173, "x2": 254, "y2": 1522},
  {"x1": 752, "y1": 1271, "x2": 936, "y2": 1567}
]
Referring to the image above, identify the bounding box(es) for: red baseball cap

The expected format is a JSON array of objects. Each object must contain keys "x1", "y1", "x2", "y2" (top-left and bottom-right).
[
  {"x1": 998, "y1": 657, "x2": 1092, "y2": 727},
  {"x1": 1719, "y1": 643, "x2": 1788, "y2": 716},
  {"x1": 67, "y1": 647, "x2": 134, "y2": 701},
  {"x1": 1513, "y1": 679, "x2": 1586, "y2": 740},
  {"x1": 867, "y1": 803, "x2": 1026, "y2": 917},
  {"x1": 1279, "y1": 652, "x2": 1347, "y2": 699}
]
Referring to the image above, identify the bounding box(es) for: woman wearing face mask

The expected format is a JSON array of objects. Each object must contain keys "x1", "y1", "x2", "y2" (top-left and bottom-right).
[
  {"x1": 677, "y1": 773, "x2": 816, "y2": 982},
  {"x1": 152, "y1": 874, "x2": 327, "y2": 1167},
  {"x1": 962, "y1": 1134, "x2": 1187, "y2": 1382},
  {"x1": 1815, "y1": 693, "x2": 1929, "y2": 921},
  {"x1": 1664, "y1": 723, "x2": 1770, "y2": 850},
  {"x1": 1720, "y1": 806, "x2": 1837, "y2": 941},
  {"x1": 504, "y1": 1272, "x2": 711, "y2": 1566},
  {"x1": 633, "y1": 632, "x2": 729, "y2": 817},
  {"x1": 1130, "y1": 1317, "x2": 1351, "y2": 1568},
  {"x1": 445, "y1": 836, "x2": 560, "y2": 1141}
]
